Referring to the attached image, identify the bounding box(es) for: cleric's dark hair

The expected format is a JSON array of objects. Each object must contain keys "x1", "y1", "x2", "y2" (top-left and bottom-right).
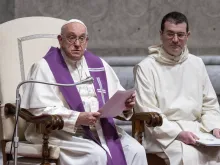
[{"x1": 161, "y1": 11, "x2": 189, "y2": 32}]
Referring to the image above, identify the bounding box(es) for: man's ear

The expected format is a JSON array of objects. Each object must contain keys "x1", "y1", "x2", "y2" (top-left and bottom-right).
[
  {"x1": 57, "y1": 35, "x2": 62, "y2": 43},
  {"x1": 187, "y1": 31, "x2": 191, "y2": 37},
  {"x1": 84, "y1": 37, "x2": 89, "y2": 49},
  {"x1": 186, "y1": 31, "x2": 191, "y2": 42}
]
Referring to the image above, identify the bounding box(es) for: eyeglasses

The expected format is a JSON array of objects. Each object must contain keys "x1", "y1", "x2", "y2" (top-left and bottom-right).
[
  {"x1": 62, "y1": 34, "x2": 87, "y2": 44},
  {"x1": 164, "y1": 32, "x2": 187, "y2": 40}
]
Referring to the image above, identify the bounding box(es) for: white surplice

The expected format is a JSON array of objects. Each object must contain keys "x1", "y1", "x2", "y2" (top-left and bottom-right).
[
  {"x1": 21, "y1": 51, "x2": 147, "y2": 165},
  {"x1": 134, "y1": 45, "x2": 220, "y2": 165}
]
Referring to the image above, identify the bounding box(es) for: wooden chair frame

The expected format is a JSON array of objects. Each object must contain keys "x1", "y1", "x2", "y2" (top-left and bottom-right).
[{"x1": 2, "y1": 103, "x2": 164, "y2": 165}]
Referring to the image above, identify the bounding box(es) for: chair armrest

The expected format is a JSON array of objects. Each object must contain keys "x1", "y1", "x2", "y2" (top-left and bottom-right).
[
  {"x1": 114, "y1": 111, "x2": 163, "y2": 144},
  {"x1": 132, "y1": 112, "x2": 163, "y2": 127},
  {"x1": 4, "y1": 103, "x2": 64, "y2": 133},
  {"x1": 4, "y1": 103, "x2": 64, "y2": 164},
  {"x1": 115, "y1": 112, "x2": 162, "y2": 127}
]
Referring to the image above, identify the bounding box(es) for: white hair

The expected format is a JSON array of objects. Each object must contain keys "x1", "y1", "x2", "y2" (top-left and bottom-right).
[{"x1": 61, "y1": 19, "x2": 88, "y2": 35}]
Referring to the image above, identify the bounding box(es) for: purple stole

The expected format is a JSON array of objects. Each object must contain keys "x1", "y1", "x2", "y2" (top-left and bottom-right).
[{"x1": 44, "y1": 47, "x2": 127, "y2": 165}]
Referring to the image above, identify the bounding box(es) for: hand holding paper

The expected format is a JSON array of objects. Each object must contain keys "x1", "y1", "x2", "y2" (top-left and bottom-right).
[
  {"x1": 98, "y1": 88, "x2": 135, "y2": 118},
  {"x1": 124, "y1": 92, "x2": 136, "y2": 110}
]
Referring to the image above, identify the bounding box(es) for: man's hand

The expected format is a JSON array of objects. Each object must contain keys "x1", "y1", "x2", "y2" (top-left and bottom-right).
[
  {"x1": 76, "y1": 112, "x2": 100, "y2": 126},
  {"x1": 176, "y1": 131, "x2": 199, "y2": 145},
  {"x1": 124, "y1": 93, "x2": 136, "y2": 110},
  {"x1": 213, "y1": 128, "x2": 220, "y2": 138}
]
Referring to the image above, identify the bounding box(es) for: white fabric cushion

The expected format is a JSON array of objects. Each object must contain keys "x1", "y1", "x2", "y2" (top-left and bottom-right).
[{"x1": 5, "y1": 141, "x2": 60, "y2": 159}]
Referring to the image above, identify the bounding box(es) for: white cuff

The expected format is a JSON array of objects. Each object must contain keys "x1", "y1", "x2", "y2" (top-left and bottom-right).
[{"x1": 63, "y1": 111, "x2": 80, "y2": 133}]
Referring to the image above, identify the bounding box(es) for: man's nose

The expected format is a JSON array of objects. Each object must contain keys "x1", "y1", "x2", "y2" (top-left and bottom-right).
[
  {"x1": 74, "y1": 38, "x2": 80, "y2": 46},
  {"x1": 172, "y1": 34, "x2": 179, "y2": 43}
]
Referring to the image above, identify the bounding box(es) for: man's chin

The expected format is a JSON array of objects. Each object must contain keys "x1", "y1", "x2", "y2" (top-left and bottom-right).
[
  {"x1": 69, "y1": 53, "x2": 83, "y2": 61},
  {"x1": 169, "y1": 48, "x2": 182, "y2": 56}
]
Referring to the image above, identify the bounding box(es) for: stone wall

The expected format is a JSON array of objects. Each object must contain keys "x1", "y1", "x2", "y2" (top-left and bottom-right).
[{"x1": 0, "y1": 0, "x2": 220, "y2": 56}]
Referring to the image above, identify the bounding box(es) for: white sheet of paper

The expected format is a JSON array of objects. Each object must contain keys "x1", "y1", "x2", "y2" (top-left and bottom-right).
[
  {"x1": 196, "y1": 132, "x2": 220, "y2": 146},
  {"x1": 99, "y1": 88, "x2": 135, "y2": 118}
]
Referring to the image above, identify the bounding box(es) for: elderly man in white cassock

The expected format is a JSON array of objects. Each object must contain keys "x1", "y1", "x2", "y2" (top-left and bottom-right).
[
  {"x1": 134, "y1": 11, "x2": 220, "y2": 165},
  {"x1": 21, "y1": 19, "x2": 147, "y2": 165}
]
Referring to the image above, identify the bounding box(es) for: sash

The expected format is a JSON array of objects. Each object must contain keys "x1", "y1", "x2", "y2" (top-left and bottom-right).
[{"x1": 44, "y1": 47, "x2": 127, "y2": 165}]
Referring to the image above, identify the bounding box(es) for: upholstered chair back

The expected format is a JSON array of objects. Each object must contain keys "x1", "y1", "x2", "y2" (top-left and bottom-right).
[{"x1": 0, "y1": 17, "x2": 66, "y2": 142}]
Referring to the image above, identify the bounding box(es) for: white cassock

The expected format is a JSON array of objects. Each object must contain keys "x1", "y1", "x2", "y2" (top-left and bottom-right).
[
  {"x1": 134, "y1": 45, "x2": 220, "y2": 165},
  {"x1": 21, "y1": 51, "x2": 147, "y2": 165}
]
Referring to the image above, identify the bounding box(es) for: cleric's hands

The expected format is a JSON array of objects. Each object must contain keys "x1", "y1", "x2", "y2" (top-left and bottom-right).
[
  {"x1": 176, "y1": 131, "x2": 199, "y2": 145},
  {"x1": 124, "y1": 93, "x2": 136, "y2": 110},
  {"x1": 213, "y1": 128, "x2": 220, "y2": 138},
  {"x1": 76, "y1": 112, "x2": 100, "y2": 126}
]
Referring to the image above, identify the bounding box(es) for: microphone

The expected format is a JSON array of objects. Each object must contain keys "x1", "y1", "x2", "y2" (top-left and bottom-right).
[{"x1": 13, "y1": 76, "x2": 94, "y2": 165}]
